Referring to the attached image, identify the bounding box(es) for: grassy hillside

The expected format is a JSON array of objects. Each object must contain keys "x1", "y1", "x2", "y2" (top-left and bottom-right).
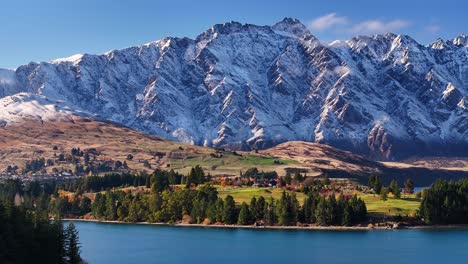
[
  {"x1": 1, "y1": 117, "x2": 467, "y2": 186},
  {"x1": 217, "y1": 187, "x2": 420, "y2": 217},
  {"x1": 359, "y1": 194, "x2": 420, "y2": 217},
  {"x1": 169, "y1": 152, "x2": 299, "y2": 176},
  {"x1": 0, "y1": 117, "x2": 301, "y2": 175},
  {"x1": 0, "y1": 117, "x2": 378, "y2": 177},
  {"x1": 217, "y1": 187, "x2": 306, "y2": 204}
]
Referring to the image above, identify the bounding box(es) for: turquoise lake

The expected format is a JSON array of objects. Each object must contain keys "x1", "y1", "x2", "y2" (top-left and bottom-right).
[{"x1": 71, "y1": 222, "x2": 468, "y2": 264}]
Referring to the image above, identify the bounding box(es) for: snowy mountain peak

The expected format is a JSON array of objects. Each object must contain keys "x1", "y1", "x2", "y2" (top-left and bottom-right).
[
  {"x1": 392, "y1": 34, "x2": 419, "y2": 48},
  {"x1": 272, "y1": 17, "x2": 311, "y2": 38},
  {"x1": 0, "y1": 19, "x2": 467, "y2": 160},
  {"x1": 210, "y1": 21, "x2": 244, "y2": 35},
  {"x1": 431, "y1": 38, "x2": 448, "y2": 49},
  {"x1": 0, "y1": 93, "x2": 87, "y2": 127},
  {"x1": 452, "y1": 34, "x2": 468, "y2": 47},
  {"x1": 50, "y1": 54, "x2": 84, "y2": 64}
]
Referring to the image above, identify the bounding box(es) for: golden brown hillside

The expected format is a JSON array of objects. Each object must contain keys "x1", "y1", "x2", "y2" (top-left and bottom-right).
[
  {"x1": 0, "y1": 116, "x2": 210, "y2": 173},
  {"x1": 1, "y1": 116, "x2": 467, "y2": 186}
]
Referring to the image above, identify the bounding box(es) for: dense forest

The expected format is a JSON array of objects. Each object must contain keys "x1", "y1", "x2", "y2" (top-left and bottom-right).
[
  {"x1": 0, "y1": 200, "x2": 82, "y2": 264},
  {"x1": 2, "y1": 165, "x2": 468, "y2": 229},
  {"x1": 0, "y1": 167, "x2": 367, "y2": 226},
  {"x1": 51, "y1": 185, "x2": 367, "y2": 227},
  {"x1": 420, "y1": 179, "x2": 468, "y2": 225}
]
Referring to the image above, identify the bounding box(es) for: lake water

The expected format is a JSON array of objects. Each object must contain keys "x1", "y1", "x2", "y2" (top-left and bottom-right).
[{"x1": 71, "y1": 222, "x2": 468, "y2": 264}]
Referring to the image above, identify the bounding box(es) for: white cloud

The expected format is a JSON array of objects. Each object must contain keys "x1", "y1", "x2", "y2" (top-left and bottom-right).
[
  {"x1": 425, "y1": 25, "x2": 441, "y2": 34},
  {"x1": 350, "y1": 19, "x2": 409, "y2": 35},
  {"x1": 308, "y1": 13, "x2": 410, "y2": 37},
  {"x1": 309, "y1": 13, "x2": 348, "y2": 31}
]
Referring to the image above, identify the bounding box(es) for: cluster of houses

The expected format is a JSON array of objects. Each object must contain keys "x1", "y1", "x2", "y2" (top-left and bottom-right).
[{"x1": 0, "y1": 172, "x2": 79, "y2": 183}]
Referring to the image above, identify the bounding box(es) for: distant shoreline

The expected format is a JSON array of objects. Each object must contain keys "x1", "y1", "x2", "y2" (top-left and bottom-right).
[{"x1": 62, "y1": 218, "x2": 468, "y2": 231}]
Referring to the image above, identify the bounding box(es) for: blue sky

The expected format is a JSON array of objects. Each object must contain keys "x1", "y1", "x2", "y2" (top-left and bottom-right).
[{"x1": 1, "y1": 0, "x2": 466, "y2": 69}]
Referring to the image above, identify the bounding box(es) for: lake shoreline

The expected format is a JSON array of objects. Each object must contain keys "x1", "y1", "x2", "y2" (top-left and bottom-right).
[{"x1": 62, "y1": 218, "x2": 468, "y2": 231}]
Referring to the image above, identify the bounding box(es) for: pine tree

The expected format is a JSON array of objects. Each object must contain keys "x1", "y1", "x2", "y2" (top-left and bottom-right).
[
  {"x1": 65, "y1": 222, "x2": 81, "y2": 264},
  {"x1": 207, "y1": 198, "x2": 224, "y2": 223},
  {"x1": 277, "y1": 191, "x2": 294, "y2": 226},
  {"x1": 223, "y1": 195, "x2": 237, "y2": 224},
  {"x1": 127, "y1": 199, "x2": 139, "y2": 222},
  {"x1": 328, "y1": 194, "x2": 338, "y2": 225},
  {"x1": 54, "y1": 220, "x2": 67, "y2": 264},
  {"x1": 187, "y1": 165, "x2": 205, "y2": 187},
  {"x1": 315, "y1": 196, "x2": 328, "y2": 226},
  {"x1": 374, "y1": 176, "x2": 383, "y2": 194},
  {"x1": 145, "y1": 176, "x2": 151, "y2": 188},
  {"x1": 284, "y1": 173, "x2": 292, "y2": 185},
  {"x1": 420, "y1": 179, "x2": 468, "y2": 225},
  {"x1": 79, "y1": 197, "x2": 91, "y2": 215},
  {"x1": 291, "y1": 192, "x2": 300, "y2": 223},
  {"x1": 264, "y1": 197, "x2": 276, "y2": 226},
  {"x1": 250, "y1": 197, "x2": 258, "y2": 220},
  {"x1": 168, "y1": 169, "x2": 180, "y2": 185},
  {"x1": 404, "y1": 178, "x2": 414, "y2": 194},
  {"x1": 237, "y1": 202, "x2": 251, "y2": 225},
  {"x1": 380, "y1": 188, "x2": 388, "y2": 201},
  {"x1": 92, "y1": 193, "x2": 106, "y2": 218},
  {"x1": 335, "y1": 194, "x2": 345, "y2": 225},
  {"x1": 303, "y1": 194, "x2": 316, "y2": 224},
  {"x1": 151, "y1": 171, "x2": 169, "y2": 193},
  {"x1": 214, "y1": 198, "x2": 224, "y2": 222},
  {"x1": 357, "y1": 197, "x2": 367, "y2": 222},
  {"x1": 148, "y1": 192, "x2": 162, "y2": 213},
  {"x1": 190, "y1": 197, "x2": 207, "y2": 224},
  {"x1": 256, "y1": 196, "x2": 266, "y2": 221},
  {"x1": 105, "y1": 193, "x2": 117, "y2": 220},
  {"x1": 341, "y1": 204, "x2": 352, "y2": 226},
  {"x1": 390, "y1": 180, "x2": 401, "y2": 198},
  {"x1": 294, "y1": 171, "x2": 303, "y2": 183}
]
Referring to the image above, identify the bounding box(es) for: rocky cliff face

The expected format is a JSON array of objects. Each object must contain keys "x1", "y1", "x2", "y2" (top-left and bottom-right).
[{"x1": 0, "y1": 18, "x2": 466, "y2": 160}]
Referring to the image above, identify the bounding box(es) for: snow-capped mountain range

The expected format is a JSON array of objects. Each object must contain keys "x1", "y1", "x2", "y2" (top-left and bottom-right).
[{"x1": 0, "y1": 18, "x2": 466, "y2": 160}]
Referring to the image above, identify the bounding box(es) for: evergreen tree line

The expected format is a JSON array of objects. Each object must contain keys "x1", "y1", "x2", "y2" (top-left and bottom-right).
[
  {"x1": 183, "y1": 165, "x2": 207, "y2": 187},
  {"x1": 75, "y1": 173, "x2": 150, "y2": 192},
  {"x1": 420, "y1": 179, "x2": 468, "y2": 225},
  {"x1": 0, "y1": 179, "x2": 59, "y2": 202},
  {"x1": 23, "y1": 158, "x2": 46, "y2": 174},
  {"x1": 241, "y1": 167, "x2": 278, "y2": 180},
  {"x1": 368, "y1": 175, "x2": 410, "y2": 198},
  {"x1": 283, "y1": 171, "x2": 306, "y2": 185},
  {"x1": 64, "y1": 169, "x2": 184, "y2": 193},
  {"x1": 85, "y1": 186, "x2": 367, "y2": 226},
  {"x1": 303, "y1": 193, "x2": 367, "y2": 226},
  {"x1": 0, "y1": 166, "x2": 204, "y2": 218},
  {"x1": 0, "y1": 166, "x2": 205, "y2": 204},
  {"x1": 368, "y1": 175, "x2": 383, "y2": 194},
  {"x1": 47, "y1": 195, "x2": 92, "y2": 218},
  {"x1": 0, "y1": 200, "x2": 82, "y2": 264},
  {"x1": 67, "y1": 166, "x2": 206, "y2": 193}
]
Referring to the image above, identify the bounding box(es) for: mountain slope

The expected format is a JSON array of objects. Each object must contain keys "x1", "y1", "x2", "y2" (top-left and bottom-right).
[
  {"x1": 0, "y1": 109, "x2": 466, "y2": 186},
  {"x1": 0, "y1": 94, "x2": 208, "y2": 173},
  {"x1": 0, "y1": 18, "x2": 466, "y2": 160}
]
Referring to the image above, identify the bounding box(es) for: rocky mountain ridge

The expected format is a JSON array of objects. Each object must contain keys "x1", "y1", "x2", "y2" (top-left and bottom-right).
[{"x1": 0, "y1": 18, "x2": 466, "y2": 160}]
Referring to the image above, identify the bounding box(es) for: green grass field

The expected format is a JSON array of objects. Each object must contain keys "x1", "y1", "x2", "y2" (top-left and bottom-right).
[
  {"x1": 216, "y1": 187, "x2": 420, "y2": 217},
  {"x1": 170, "y1": 152, "x2": 299, "y2": 175},
  {"x1": 358, "y1": 193, "x2": 420, "y2": 216},
  {"x1": 240, "y1": 155, "x2": 298, "y2": 165},
  {"x1": 217, "y1": 187, "x2": 305, "y2": 204}
]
